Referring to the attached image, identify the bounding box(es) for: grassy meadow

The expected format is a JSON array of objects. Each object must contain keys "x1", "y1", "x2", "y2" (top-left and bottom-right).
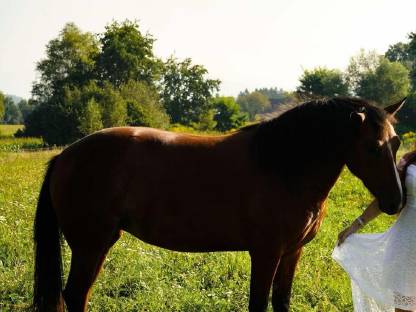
[
  {"x1": 0, "y1": 125, "x2": 402, "y2": 311},
  {"x1": 0, "y1": 125, "x2": 44, "y2": 152},
  {"x1": 0, "y1": 125, "x2": 24, "y2": 137}
]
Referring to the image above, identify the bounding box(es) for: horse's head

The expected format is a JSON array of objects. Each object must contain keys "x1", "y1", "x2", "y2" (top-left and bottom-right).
[{"x1": 346, "y1": 98, "x2": 406, "y2": 215}]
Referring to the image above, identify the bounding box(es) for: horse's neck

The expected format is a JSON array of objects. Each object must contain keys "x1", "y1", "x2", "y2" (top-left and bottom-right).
[
  {"x1": 302, "y1": 156, "x2": 346, "y2": 204},
  {"x1": 300, "y1": 125, "x2": 352, "y2": 199}
]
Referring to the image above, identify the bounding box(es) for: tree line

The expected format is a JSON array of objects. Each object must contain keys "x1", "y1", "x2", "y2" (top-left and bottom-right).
[
  {"x1": 1, "y1": 21, "x2": 250, "y2": 145},
  {"x1": 1, "y1": 21, "x2": 415, "y2": 144},
  {"x1": 0, "y1": 93, "x2": 35, "y2": 125},
  {"x1": 296, "y1": 35, "x2": 416, "y2": 133}
]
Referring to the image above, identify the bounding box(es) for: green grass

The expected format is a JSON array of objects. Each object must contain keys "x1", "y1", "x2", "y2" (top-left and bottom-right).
[
  {"x1": 0, "y1": 125, "x2": 24, "y2": 137},
  {"x1": 0, "y1": 125, "x2": 44, "y2": 152},
  {"x1": 0, "y1": 150, "x2": 401, "y2": 311},
  {"x1": 0, "y1": 137, "x2": 44, "y2": 152}
]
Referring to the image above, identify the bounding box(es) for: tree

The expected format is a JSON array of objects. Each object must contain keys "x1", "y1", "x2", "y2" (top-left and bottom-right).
[
  {"x1": 18, "y1": 99, "x2": 36, "y2": 122},
  {"x1": 23, "y1": 22, "x2": 135, "y2": 144},
  {"x1": 385, "y1": 32, "x2": 416, "y2": 91},
  {"x1": 355, "y1": 58, "x2": 410, "y2": 106},
  {"x1": 120, "y1": 80, "x2": 169, "y2": 129},
  {"x1": 25, "y1": 81, "x2": 127, "y2": 144},
  {"x1": 78, "y1": 98, "x2": 103, "y2": 136},
  {"x1": 96, "y1": 82, "x2": 127, "y2": 128},
  {"x1": 23, "y1": 23, "x2": 101, "y2": 144},
  {"x1": 346, "y1": 50, "x2": 410, "y2": 106},
  {"x1": 97, "y1": 20, "x2": 161, "y2": 87},
  {"x1": 60, "y1": 83, "x2": 99, "y2": 138},
  {"x1": 254, "y1": 87, "x2": 298, "y2": 111},
  {"x1": 237, "y1": 91, "x2": 271, "y2": 120},
  {"x1": 237, "y1": 89, "x2": 250, "y2": 98},
  {"x1": 212, "y1": 96, "x2": 248, "y2": 131},
  {"x1": 346, "y1": 49, "x2": 381, "y2": 92},
  {"x1": 384, "y1": 34, "x2": 416, "y2": 132},
  {"x1": 22, "y1": 20, "x2": 222, "y2": 144},
  {"x1": 3, "y1": 96, "x2": 23, "y2": 124},
  {"x1": 0, "y1": 91, "x2": 4, "y2": 121},
  {"x1": 254, "y1": 87, "x2": 286, "y2": 101},
  {"x1": 193, "y1": 109, "x2": 217, "y2": 131},
  {"x1": 395, "y1": 91, "x2": 416, "y2": 133},
  {"x1": 160, "y1": 57, "x2": 220, "y2": 125},
  {"x1": 296, "y1": 67, "x2": 349, "y2": 99},
  {"x1": 32, "y1": 23, "x2": 99, "y2": 102},
  {"x1": 385, "y1": 42, "x2": 411, "y2": 65},
  {"x1": 406, "y1": 32, "x2": 416, "y2": 91},
  {"x1": 23, "y1": 102, "x2": 74, "y2": 145}
]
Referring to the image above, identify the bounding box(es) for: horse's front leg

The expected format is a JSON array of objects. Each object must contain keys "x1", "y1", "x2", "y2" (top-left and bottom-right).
[
  {"x1": 271, "y1": 248, "x2": 302, "y2": 312},
  {"x1": 248, "y1": 250, "x2": 281, "y2": 312}
]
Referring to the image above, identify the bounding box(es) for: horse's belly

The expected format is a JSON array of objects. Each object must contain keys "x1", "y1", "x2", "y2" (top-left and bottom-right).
[
  {"x1": 134, "y1": 235, "x2": 246, "y2": 253},
  {"x1": 122, "y1": 210, "x2": 248, "y2": 252},
  {"x1": 124, "y1": 228, "x2": 247, "y2": 252}
]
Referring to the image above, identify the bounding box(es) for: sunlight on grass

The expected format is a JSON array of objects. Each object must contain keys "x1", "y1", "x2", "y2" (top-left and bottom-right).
[{"x1": 0, "y1": 125, "x2": 24, "y2": 137}]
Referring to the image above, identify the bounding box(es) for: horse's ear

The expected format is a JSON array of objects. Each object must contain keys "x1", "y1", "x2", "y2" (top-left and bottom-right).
[
  {"x1": 350, "y1": 111, "x2": 366, "y2": 126},
  {"x1": 384, "y1": 98, "x2": 406, "y2": 116}
]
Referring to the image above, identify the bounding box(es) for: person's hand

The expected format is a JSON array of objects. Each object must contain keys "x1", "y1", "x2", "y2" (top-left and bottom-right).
[{"x1": 337, "y1": 222, "x2": 361, "y2": 246}]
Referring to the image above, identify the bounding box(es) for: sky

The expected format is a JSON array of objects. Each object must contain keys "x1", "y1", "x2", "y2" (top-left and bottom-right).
[{"x1": 0, "y1": 0, "x2": 415, "y2": 99}]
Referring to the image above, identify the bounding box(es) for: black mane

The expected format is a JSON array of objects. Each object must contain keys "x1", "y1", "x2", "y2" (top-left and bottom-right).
[{"x1": 247, "y1": 97, "x2": 388, "y2": 179}]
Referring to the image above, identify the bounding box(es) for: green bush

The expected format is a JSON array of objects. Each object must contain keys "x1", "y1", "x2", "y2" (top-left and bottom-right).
[
  {"x1": 212, "y1": 97, "x2": 248, "y2": 131},
  {"x1": 402, "y1": 131, "x2": 415, "y2": 150}
]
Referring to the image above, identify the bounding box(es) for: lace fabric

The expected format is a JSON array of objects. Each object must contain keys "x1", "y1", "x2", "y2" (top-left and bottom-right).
[{"x1": 333, "y1": 164, "x2": 416, "y2": 311}]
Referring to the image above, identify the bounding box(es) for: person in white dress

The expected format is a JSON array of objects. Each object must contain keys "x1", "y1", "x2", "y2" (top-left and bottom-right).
[{"x1": 333, "y1": 145, "x2": 416, "y2": 312}]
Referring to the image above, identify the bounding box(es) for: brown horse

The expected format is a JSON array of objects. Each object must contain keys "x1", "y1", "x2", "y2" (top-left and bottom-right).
[{"x1": 33, "y1": 97, "x2": 405, "y2": 312}]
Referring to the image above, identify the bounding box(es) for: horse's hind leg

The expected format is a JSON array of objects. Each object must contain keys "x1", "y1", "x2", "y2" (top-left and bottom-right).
[
  {"x1": 63, "y1": 233, "x2": 120, "y2": 312},
  {"x1": 271, "y1": 248, "x2": 302, "y2": 312}
]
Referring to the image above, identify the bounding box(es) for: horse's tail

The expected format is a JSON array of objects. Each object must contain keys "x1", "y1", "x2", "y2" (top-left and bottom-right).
[{"x1": 33, "y1": 155, "x2": 64, "y2": 312}]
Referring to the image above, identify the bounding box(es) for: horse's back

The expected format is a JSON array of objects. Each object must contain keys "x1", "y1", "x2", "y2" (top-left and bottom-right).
[{"x1": 50, "y1": 126, "x2": 230, "y2": 210}]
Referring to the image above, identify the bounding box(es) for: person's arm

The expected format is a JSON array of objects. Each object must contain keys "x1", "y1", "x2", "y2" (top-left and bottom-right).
[{"x1": 337, "y1": 199, "x2": 381, "y2": 246}]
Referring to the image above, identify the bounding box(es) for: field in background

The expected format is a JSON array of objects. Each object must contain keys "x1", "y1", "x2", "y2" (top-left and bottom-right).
[
  {"x1": 0, "y1": 125, "x2": 23, "y2": 137},
  {"x1": 0, "y1": 144, "x2": 404, "y2": 311},
  {"x1": 0, "y1": 125, "x2": 44, "y2": 152}
]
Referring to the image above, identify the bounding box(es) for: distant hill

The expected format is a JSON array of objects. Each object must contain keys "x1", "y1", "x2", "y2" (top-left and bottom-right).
[{"x1": 6, "y1": 94, "x2": 24, "y2": 104}]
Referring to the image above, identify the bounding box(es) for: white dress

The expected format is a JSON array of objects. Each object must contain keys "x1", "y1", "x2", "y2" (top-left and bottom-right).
[{"x1": 333, "y1": 164, "x2": 416, "y2": 311}]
